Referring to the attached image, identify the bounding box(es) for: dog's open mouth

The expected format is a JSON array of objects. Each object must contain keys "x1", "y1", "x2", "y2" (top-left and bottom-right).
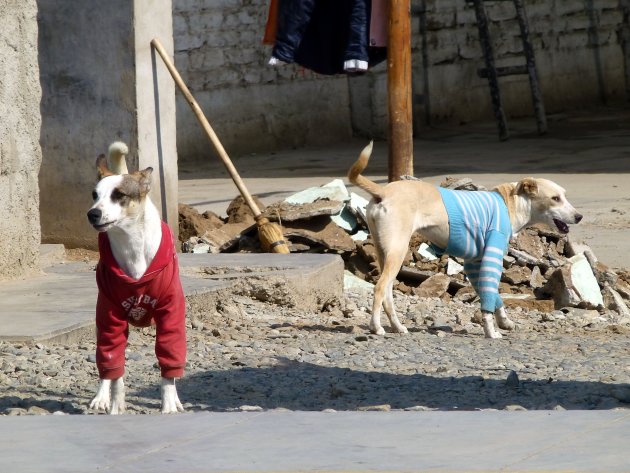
[
  {"x1": 92, "y1": 222, "x2": 114, "y2": 232},
  {"x1": 553, "y1": 218, "x2": 569, "y2": 234}
]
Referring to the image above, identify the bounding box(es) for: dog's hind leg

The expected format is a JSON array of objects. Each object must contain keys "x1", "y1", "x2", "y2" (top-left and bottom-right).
[
  {"x1": 494, "y1": 306, "x2": 515, "y2": 331},
  {"x1": 372, "y1": 239, "x2": 409, "y2": 335}
]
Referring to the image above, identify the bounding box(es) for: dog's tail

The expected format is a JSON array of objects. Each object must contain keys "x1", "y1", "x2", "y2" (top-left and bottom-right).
[
  {"x1": 347, "y1": 141, "x2": 384, "y2": 201},
  {"x1": 108, "y1": 141, "x2": 129, "y2": 175}
]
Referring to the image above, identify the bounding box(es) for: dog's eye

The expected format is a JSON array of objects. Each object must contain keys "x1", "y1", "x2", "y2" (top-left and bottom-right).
[
  {"x1": 551, "y1": 196, "x2": 561, "y2": 203},
  {"x1": 92, "y1": 191, "x2": 98, "y2": 201},
  {"x1": 111, "y1": 189, "x2": 126, "y2": 201}
]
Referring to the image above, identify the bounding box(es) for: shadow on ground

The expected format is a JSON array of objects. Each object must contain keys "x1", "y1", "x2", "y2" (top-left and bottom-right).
[{"x1": 136, "y1": 358, "x2": 630, "y2": 412}]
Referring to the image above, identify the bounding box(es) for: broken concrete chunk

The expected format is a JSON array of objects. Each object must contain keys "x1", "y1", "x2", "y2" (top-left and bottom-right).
[
  {"x1": 202, "y1": 222, "x2": 256, "y2": 253},
  {"x1": 283, "y1": 217, "x2": 355, "y2": 253},
  {"x1": 191, "y1": 243, "x2": 211, "y2": 254},
  {"x1": 503, "y1": 254, "x2": 516, "y2": 268},
  {"x1": 502, "y1": 266, "x2": 532, "y2": 285},
  {"x1": 515, "y1": 229, "x2": 546, "y2": 260},
  {"x1": 453, "y1": 285, "x2": 477, "y2": 303},
  {"x1": 178, "y1": 203, "x2": 224, "y2": 242},
  {"x1": 331, "y1": 206, "x2": 358, "y2": 233},
  {"x1": 351, "y1": 230, "x2": 370, "y2": 241},
  {"x1": 590, "y1": 260, "x2": 618, "y2": 287},
  {"x1": 226, "y1": 195, "x2": 265, "y2": 224},
  {"x1": 615, "y1": 280, "x2": 630, "y2": 300},
  {"x1": 398, "y1": 266, "x2": 434, "y2": 283},
  {"x1": 412, "y1": 273, "x2": 451, "y2": 298},
  {"x1": 542, "y1": 254, "x2": 603, "y2": 309},
  {"x1": 285, "y1": 179, "x2": 350, "y2": 205},
  {"x1": 541, "y1": 266, "x2": 583, "y2": 309},
  {"x1": 501, "y1": 294, "x2": 555, "y2": 312},
  {"x1": 263, "y1": 200, "x2": 345, "y2": 222},
  {"x1": 508, "y1": 248, "x2": 540, "y2": 266},
  {"x1": 568, "y1": 253, "x2": 604, "y2": 307},
  {"x1": 357, "y1": 240, "x2": 378, "y2": 264},
  {"x1": 604, "y1": 284, "x2": 630, "y2": 317},
  {"x1": 446, "y1": 258, "x2": 464, "y2": 276},
  {"x1": 344, "y1": 270, "x2": 375, "y2": 291},
  {"x1": 529, "y1": 266, "x2": 545, "y2": 288},
  {"x1": 418, "y1": 243, "x2": 439, "y2": 261},
  {"x1": 348, "y1": 192, "x2": 369, "y2": 225},
  {"x1": 565, "y1": 239, "x2": 596, "y2": 260}
]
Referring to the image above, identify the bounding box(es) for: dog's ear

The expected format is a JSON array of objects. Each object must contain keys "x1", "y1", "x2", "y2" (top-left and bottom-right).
[
  {"x1": 96, "y1": 154, "x2": 113, "y2": 179},
  {"x1": 136, "y1": 167, "x2": 153, "y2": 196},
  {"x1": 515, "y1": 177, "x2": 538, "y2": 197}
]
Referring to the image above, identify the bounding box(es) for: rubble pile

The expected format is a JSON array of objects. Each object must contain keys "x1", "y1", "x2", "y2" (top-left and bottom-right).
[{"x1": 179, "y1": 178, "x2": 630, "y2": 319}]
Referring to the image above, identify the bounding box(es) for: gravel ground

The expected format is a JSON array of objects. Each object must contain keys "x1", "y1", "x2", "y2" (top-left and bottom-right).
[{"x1": 1, "y1": 288, "x2": 629, "y2": 416}]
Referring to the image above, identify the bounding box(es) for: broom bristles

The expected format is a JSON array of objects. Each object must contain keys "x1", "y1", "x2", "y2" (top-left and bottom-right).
[{"x1": 256, "y1": 216, "x2": 290, "y2": 254}]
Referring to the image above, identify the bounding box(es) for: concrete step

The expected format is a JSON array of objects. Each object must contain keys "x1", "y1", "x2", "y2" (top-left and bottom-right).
[
  {"x1": 0, "y1": 253, "x2": 343, "y2": 343},
  {"x1": 1, "y1": 410, "x2": 628, "y2": 472}
]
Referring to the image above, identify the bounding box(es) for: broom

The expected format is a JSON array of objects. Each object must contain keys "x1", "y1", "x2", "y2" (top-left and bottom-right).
[{"x1": 151, "y1": 38, "x2": 290, "y2": 254}]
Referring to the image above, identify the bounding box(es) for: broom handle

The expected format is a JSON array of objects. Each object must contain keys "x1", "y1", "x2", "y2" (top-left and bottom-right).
[{"x1": 151, "y1": 38, "x2": 263, "y2": 218}]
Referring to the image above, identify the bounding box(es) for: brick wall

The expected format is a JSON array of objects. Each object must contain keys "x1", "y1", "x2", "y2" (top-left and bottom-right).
[
  {"x1": 360, "y1": 0, "x2": 628, "y2": 136},
  {"x1": 173, "y1": 0, "x2": 628, "y2": 157},
  {"x1": 173, "y1": 0, "x2": 352, "y2": 161}
]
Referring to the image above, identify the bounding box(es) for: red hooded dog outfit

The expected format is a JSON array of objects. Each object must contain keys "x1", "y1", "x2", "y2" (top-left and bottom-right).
[{"x1": 95, "y1": 222, "x2": 186, "y2": 380}]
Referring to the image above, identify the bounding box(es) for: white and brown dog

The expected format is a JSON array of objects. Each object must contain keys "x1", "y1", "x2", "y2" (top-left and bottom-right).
[
  {"x1": 87, "y1": 142, "x2": 186, "y2": 414},
  {"x1": 348, "y1": 142, "x2": 583, "y2": 338}
]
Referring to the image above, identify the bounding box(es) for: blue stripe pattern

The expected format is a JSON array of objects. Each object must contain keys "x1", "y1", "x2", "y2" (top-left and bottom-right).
[{"x1": 435, "y1": 187, "x2": 512, "y2": 313}]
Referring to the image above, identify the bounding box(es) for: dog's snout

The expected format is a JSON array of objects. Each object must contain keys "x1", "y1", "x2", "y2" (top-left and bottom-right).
[
  {"x1": 87, "y1": 208, "x2": 102, "y2": 224},
  {"x1": 575, "y1": 213, "x2": 583, "y2": 224}
]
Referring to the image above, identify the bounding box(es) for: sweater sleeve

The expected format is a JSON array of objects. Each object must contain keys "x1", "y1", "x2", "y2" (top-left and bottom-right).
[
  {"x1": 465, "y1": 230, "x2": 508, "y2": 313},
  {"x1": 95, "y1": 292, "x2": 129, "y2": 379},
  {"x1": 153, "y1": 262, "x2": 187, "y2": 378}
]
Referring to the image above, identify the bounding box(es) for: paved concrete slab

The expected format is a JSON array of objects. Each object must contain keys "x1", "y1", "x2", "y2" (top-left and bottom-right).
[
  {"x1": 1, "y1": 410, "x2": 628, "y2": 472},
  {"x1": 0, "y1": 253, "x2": 343, "y2": 343}
]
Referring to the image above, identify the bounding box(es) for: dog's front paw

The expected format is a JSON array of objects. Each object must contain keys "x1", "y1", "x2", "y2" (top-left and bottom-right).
[
  {"x1": 482, "y1": 313, "x2": 503, "y2": 339},
  {"x1": 109, "y1": 397, "x2": 126, "y2": 415},
  {"x1": 161, "y1": 378, "x2": 184, "y2": 414},
  {"x1": 497, "y1": 318, "x2": 515, "y2": 331},
  {"x1": 89, "y1": 394, "x2": 110, "y2": 412},
  {"x1": 392, "y1": 323, "x2": 409, "y2": 334},
  {"x1": 89, "y1": 379, "x2": 111, "y2": 412},
  {"x1": 370, "y1": 326, "x2": 386, "y2": 336},
  {"x1": 485, "y1": 330, "x2": 503, "y2": 339},
  {"x1": 109, "y1": 377, "x2": 126, "y2": 415},
  {"x1": 495, "y1": 308, "x2": 516, "y2": 331}
]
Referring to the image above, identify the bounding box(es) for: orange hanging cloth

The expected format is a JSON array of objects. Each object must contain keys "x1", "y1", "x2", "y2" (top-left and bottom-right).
[{"x1": 262, "y1": 0, "x2": 279, "y2": 45}]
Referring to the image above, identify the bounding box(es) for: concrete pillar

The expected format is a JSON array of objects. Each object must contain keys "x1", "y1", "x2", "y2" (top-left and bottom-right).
[
  {"x1": 0, "y1": 0, "x2": 42, "y2": 280},
  {"x1": 38, "y1": 0, "x2": 178, "y2": 249}
]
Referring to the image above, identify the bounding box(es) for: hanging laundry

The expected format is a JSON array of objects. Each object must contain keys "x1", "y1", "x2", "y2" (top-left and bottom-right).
[{"x1": 264, "y1": 0, "x2": 387, "y2": 75}]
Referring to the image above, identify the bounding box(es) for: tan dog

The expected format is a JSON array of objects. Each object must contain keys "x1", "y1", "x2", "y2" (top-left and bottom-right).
[{"x1": 348, "y1": 142, "x2": 583, "y2": 338}]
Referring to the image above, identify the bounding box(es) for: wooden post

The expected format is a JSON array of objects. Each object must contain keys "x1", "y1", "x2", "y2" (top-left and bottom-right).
[{"x1": 387, "y1": 0, "x2": 413, "y2": 182}]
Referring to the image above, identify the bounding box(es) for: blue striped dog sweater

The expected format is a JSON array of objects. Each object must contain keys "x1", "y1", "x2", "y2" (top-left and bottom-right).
[{"x1": 431, "y1": 187, "x2": 512, "y2": 313}]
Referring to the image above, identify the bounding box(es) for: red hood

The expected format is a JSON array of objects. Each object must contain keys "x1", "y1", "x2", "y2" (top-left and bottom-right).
[{"x1": 98, "y1": 221, "x2": 176, "y2": 285}]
